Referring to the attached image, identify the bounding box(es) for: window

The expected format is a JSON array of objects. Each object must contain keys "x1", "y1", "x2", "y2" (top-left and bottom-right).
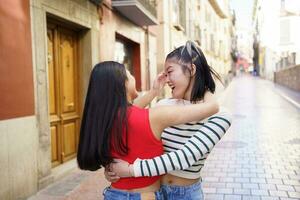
[
  {"x1": 172, "y1": 0, "x2": 186, "y2": 31},
  {"x1": 115, "y1": 39, "x2": 133, "y2": 73},
  {"x1": 115, "y1": 34, "x2": 141, "y2": 90}
]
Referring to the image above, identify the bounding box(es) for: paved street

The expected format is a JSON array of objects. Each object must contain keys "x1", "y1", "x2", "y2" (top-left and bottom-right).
[
  {"x1": 29, "y1": 75, "x2": 300, "y2": 200},
  {"x1": 201, "y1": 75, "x2": 300, "y2": 200}
]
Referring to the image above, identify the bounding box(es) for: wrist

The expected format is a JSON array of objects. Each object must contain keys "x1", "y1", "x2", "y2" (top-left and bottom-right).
[
  {"x1": 129, "y1": 164, "x2": 135, "y2": 177},
  {"x1": 149, "y1": 89, "x2": 159, "y2": 98}
]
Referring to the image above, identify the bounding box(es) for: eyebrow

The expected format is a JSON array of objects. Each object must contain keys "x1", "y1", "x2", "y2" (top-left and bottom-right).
[{"x1": 166, "y1": 66, "x2": 173, "y2": 71}]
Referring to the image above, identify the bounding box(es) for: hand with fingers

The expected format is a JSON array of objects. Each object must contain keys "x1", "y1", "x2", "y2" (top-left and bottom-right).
[
  {"x1": 104, "y1": 166, "x2": 120, "y2": 183},
  {"x1": 108, "y1": 159, "x2": 136, "y2": 178},
  {"x1": 151, "y1": 72, "x2": 167, "y2": 96}
]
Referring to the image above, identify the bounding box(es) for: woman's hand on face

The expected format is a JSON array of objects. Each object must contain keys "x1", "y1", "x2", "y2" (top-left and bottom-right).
[
  {"x1": 151, "y1": 72, "x2": 167, "y2": 95},
  {"x1": 109, "y1": 159, "x2": 134, "y2": 178},
  {"x1": 104, "y1": 167, "x2": 120, "y2": 183}
]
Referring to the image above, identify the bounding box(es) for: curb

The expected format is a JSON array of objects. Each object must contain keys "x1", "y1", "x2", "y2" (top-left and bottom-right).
[{"x1": 275, "y1": 89, "x2": 300, "y2": 109}]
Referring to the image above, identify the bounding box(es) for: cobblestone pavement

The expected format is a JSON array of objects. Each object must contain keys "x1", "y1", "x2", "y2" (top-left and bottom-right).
[
  {"x1": 29, "y1": 75, "x2": 300, "y2": 200},
  {"x1": 201, "y1": 75, "x2": 300, "y2": 200}
]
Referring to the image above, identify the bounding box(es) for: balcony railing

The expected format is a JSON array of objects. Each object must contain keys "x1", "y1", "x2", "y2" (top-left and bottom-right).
[{"x1": 112, "y1": 0, "x2": 158, "y2": 26}]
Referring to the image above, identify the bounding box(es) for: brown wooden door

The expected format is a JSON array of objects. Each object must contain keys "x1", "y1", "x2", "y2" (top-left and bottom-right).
[{"x1": 47, "y1": 23, "x2": 80, "y2": 167}]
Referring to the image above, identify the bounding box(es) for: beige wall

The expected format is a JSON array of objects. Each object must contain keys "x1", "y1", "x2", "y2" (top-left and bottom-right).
[
  {"x1": 0, "y1": 116, "x2": 38, "y2": 200},
  {"x1": 199, "y1": 0, "x2": 232, "y2": 80},
  {"x1": 99, "y1": 2, "x2": 157, "y2": 91}
]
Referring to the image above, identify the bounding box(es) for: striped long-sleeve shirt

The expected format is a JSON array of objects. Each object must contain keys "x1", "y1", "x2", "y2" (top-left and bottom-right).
[{"x1": 132, "y1": 99, "x2": 232, "y2": 178}]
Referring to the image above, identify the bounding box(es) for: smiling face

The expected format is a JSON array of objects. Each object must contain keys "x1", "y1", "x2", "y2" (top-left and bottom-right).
[{"x1": 164, "y1": 59, "x2": 194, "y2": 100}]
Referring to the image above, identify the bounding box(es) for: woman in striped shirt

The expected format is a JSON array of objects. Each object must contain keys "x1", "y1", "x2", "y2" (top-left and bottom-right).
[
  {"x1": 77, "y1": 61, "x2": 222, "y2": 200},
  {"x1": 107, "y1": 41, "x2": 232, "y2": 199}
]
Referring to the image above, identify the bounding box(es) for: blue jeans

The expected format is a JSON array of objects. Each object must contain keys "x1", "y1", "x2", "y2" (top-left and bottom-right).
[
  {"x1": 160, "y1": 181, "x2": 204, "y2": 200},
  {"x1": 103, "y1": 187, "x2": 164, "y2": 200}
]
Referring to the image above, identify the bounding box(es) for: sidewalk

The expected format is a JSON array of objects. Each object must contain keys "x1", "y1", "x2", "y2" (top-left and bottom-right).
[
  {"x1": 200, "y1": 75, "x2": 300, "y2": 200},
  {"x1": 29, "y1": 75, "x2": 300, "y2": 200},
  {"x1": 28, "y1": 169, "x2": 109, "y2": 200}
]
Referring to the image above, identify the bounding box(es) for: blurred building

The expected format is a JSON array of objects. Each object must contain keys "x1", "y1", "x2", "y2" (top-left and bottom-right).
[
  {"x1": 230, "y1": 10, "x2": 239, "y2": 74},
  {"x1": 252, "y1": 0, "x2": 281, "y2": 80},
  {"x1": 252, "y1": 0, "x2": 300, "y2": 84},
  {"x1": 236, "y1": 27, "x2": 253, "y2": 73},
  {"x1": 277, "y1": 0, "x2": 300, "y2": 70},
  {"x1": 196, "y1": 0, "x2": 233, "y2": 82}
]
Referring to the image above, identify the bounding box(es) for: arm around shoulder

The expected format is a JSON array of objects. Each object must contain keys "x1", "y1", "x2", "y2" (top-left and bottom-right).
[
  {"x1": 132, "y1": 107, "x2": 232, "y2": 177},
  {"x1": 149, "y1": 101, "x2": 219, "y2": 137}
]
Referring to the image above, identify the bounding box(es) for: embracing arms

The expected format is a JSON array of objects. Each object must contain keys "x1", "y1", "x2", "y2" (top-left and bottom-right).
[
  {"x1": 110, "y1": 109, "x2": 232, "y2": 177},
  {"x1": 132, "y1": 109, "x2": 231, "y2": 177}
]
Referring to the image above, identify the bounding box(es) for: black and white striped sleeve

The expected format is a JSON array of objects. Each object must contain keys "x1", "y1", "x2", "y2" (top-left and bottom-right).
[{"x1": 132, "y1": 109, "x2": 232, "y2": 177}]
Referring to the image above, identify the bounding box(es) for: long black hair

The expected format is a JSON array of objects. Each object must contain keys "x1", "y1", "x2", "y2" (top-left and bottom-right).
[
  {"x1": 166, "y1": 41, "x2": 222, "y2": 103},
  {"x1": 77, "y1": 61, "x2": 129, "y2": 171}
]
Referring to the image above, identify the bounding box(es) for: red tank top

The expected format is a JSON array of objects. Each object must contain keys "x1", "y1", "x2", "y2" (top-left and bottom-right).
[{"x1": 111, "y1": 105, "x2": 163, "y2": 189}]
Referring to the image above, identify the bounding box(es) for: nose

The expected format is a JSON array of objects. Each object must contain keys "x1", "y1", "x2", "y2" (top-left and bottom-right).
[
  {"x1": 165, "y1": 73, "x2": 170, "y2": 83},
  {"x1": 166, "y1": 76, "x2": 173, "y2": 88}
]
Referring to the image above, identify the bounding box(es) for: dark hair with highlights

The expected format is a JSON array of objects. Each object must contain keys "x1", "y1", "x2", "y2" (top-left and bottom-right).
[
  {"x1": 77, "y1": 61, "x2": 129, "y2": 171},
  {"x1": 166, "y1": 40, "x2": 222, "y2": 103}
]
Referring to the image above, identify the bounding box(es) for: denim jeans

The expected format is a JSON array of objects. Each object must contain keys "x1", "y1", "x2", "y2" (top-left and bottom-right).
[
  {"x1": 160, "y1": 181, "x2": 204, "y2": 200},
  {"x1": 103, "y1": 187, "x2": 164, "y2": 200}
]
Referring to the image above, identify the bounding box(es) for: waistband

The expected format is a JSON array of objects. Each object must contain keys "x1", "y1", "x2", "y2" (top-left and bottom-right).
[
  {"x1": 161, "y1": 181, "x2": 202, "y2": 195},
  {"x1": 103, "y1": 187, "x2": 163, "y2": 199}
]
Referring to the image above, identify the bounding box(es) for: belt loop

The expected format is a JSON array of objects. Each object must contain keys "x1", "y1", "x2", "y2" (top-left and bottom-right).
[
  {"x1": 180, "y1": 186, "x2": 185, "y2": 196},
  {"x1": 157, "y1": 191, "x2": 162, "y2": 200},
  {"x1": 102, "y1": 187, "x2": 108, "y2": 196}
]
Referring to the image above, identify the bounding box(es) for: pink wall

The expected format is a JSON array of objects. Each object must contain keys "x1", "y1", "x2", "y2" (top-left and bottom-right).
[{"x1": 0, "y1": 0, "x2": 34, "y2": 120}]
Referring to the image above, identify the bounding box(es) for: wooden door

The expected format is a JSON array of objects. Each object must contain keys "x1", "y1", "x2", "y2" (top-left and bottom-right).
[{"x1": 47, "y1": 22, "x2": 80, "y2": 167}]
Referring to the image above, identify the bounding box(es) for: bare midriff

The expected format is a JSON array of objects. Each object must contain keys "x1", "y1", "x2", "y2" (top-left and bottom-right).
[
  {"x1": 161, "y1": 174, "x2": 200, "y2": 186},
  {"x1": 111, "y1": 179, "x2": 160, "y2": 193}
]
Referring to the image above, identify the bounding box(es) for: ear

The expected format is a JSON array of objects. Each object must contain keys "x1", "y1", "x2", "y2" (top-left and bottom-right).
[{"x1": 191, "y1": 64, "x2": 196, "y2": 76}]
